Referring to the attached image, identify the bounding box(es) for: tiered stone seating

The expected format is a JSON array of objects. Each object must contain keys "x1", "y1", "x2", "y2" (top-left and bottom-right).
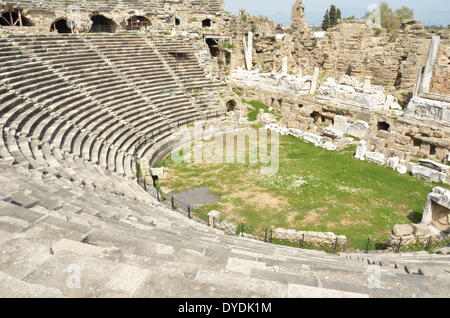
[
  {"x1": 85, "y1": 34, "x2": 200, "y2": 125},
  {"x1": 0, "y1": 160, "x2": 449, "y2": 297},
  {"x1": 153, "y1": 36, "x2": 226, "y2": 91},
  {"x1": 1, "y1": 33, "x2": 448, "y2": 298}
]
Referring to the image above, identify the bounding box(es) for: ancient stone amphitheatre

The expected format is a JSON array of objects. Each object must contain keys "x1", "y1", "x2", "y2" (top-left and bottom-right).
[{"x1": 0, "y1": 0, "x2": 449, "y2": 298}]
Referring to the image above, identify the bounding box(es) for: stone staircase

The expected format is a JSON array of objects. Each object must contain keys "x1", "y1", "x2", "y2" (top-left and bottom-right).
[{"x1": 0, "y1": 33, "x2": 449, "y2": 298}]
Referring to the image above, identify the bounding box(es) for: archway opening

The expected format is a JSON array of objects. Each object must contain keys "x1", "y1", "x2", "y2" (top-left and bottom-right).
[
  {"x1": 205, "y1": 38, "x2": 219, "y2": 57},
  {"x1": 377, "y1": 121, "x2": 390, "y2": 131},
  {"x1": 90, "y1": 15, "x2": 116, "y2": 33},
  {"x1": 126, "y1": 15, "x2": 150, "y2": 30},
  {"x1": 50, "y1": 18, "x2": 76, "y2": 33},
  {"x1": 226, "y1": 100, "x2": 237, "y2": 112},
  {"x1": 175, "y1": 18, "x2": 180, "y2": 26},
  {"x1": 0, "y1": 10, "x2": 33, "y2": 27},
  {"x1": 202, "y1": 19, "x2": 212, "y2": 28}
]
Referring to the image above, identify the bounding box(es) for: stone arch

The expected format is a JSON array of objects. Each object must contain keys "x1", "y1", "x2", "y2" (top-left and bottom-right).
[
  {"x1": 175, "y1": 18, "x2": 180, "y2": 26},
  {"x1": 50, "y1": 18, "x2": 76, "y2": 33},
  {"x1": 226, "y1": 100, "x2": 237, "y2": 112},
  {"x1": 202, "y1": 18, "x2": 212, "y2": 28},
  {"x1": 90, "y1": 15, "x2": 117, "y2": 33},
  {"x1": 377, "y1": 121, "x2": 390, "y2": 131},
  {"x1": 126, "y1": 15, "x2": 150, "y2": 30},
  {"x1": 0, "y1": 9, "x2": 33, "y2": 27}
]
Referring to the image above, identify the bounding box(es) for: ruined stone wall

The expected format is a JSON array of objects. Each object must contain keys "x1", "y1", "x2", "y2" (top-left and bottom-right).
[
  {"x1": 234, "y1": 84, "x2": 450, "y2": 163},
  {"x1": 228, "y1": 8, "x2": 449, "y2": 103},
  {"x1": 0, "y1": 0, "x2": 226, "y2": 33}
]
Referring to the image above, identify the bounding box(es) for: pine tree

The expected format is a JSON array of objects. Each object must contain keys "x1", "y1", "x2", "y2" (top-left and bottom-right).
[
  {"x1": 337, "y1": 8, "x2": 342, "y2": 22},
  {"x1": 329, "y1": 5, "x2": 337, "y2": 27},
  {"x1": 322, "y1": 9, "x2": 330, "y2": 31}
]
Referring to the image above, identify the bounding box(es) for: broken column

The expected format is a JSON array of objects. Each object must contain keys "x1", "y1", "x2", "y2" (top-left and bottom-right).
[
  {"x1": 421, "y1": 187, "x2": 450, "y2": 233},
  {"x1": 208, "y1": 210, "x2": 221, "y2": 228},
  {"x1": 355, "y1": 140, "x2": 367, "y2": 160},
  {"x1": 310, "y1": 67, "x2": 319, "y2": 95},
  {"x1": 363, "y1": 76, "x2": 372, "y2": 92},
  {"x1": 420, "y1": 36, "x2": 440, "y2": 94},
  {"x1": 281, "y1": 57, "x2": 288, "y2": 75},
  {"x1": 243, "y1": 32, "x2": 253, "y2": 71}
]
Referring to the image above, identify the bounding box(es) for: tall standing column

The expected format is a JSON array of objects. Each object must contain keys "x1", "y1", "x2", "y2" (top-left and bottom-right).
[
  {"x1": 243, "y1": 32, "x2": 253, "y2": 71},
  {"x1": 420, "y1": 36, "x2": 440, "y2": 94}
]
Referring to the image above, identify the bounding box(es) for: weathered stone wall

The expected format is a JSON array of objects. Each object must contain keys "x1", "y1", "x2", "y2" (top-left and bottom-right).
[
  {"x1": 227, "y1": 2, "x2": 450, "y2": 103},
  {"x1": 0, "y1": 0, "x2": 227, "y2": 33},
  {"x1": 234, "y1": 84, "x2": 450, "y2": 163}
]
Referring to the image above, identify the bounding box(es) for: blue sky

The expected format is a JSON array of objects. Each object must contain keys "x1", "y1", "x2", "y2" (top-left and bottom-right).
[{"x1": 225, "y1": 0, "x2": 450, "y2": 26}]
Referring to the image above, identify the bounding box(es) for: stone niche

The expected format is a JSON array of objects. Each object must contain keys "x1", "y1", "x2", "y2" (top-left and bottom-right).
[{"x1": 421, "y1": 187, "x2": 450, "y2": 233}]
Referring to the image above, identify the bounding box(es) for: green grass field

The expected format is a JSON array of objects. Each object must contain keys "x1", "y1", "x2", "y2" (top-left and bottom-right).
[{"x1": 158, "y1": 129, "x2": 448, "y2": 241}]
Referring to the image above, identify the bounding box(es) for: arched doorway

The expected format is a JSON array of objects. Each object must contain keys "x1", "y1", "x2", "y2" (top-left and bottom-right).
[
  {"x1": 226, "y1": 100, "x2": 237, "y2": 112},
  {"x1": 126, "y1": 15, "x2": 150, "y2": 30},
  {"x1": 50, "y1": 18, "x2": 76, "y2": 33},
  {"x1": 205, "y1": 38, "x2": 219, "y2": 57},
  {"x1": 202, "y1": 19, "x2": 212, "y2": 28},
  {"x1": 175, "y1": 18, "x2": 180, "y2": 26},
  {"x1": 0, "y1": 10, "x2": 33, "y2": 27},
  {"x1": 90, "y1": 15, "x2": 117, "y2": 33}
]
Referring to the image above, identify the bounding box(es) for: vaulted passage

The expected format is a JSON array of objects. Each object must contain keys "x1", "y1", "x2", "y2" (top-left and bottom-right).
[
  {"x1": 50, "y1": 18, "x2": 76, "y2": 33},
  {"x1": 0, "y1": 10, "x2": 33, "y2": 26},
  {"x1": 126, "y1": 15, "x2": 150, "y2": 30},
  {"x1": 90, "y1": 15, "x2": 117, "y2": 33},
  {"x1": 202, "y1": 19, "x2": 212, "y2": 28}
]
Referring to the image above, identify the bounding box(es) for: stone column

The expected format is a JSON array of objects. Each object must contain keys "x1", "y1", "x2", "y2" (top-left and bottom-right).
[
  {"x1": 310, "y1": 67, "x2": 319, "y2": 95},
  {"x1": 420, "y1": 36, "x2": 440, "y2": 93},
  {"x1": 363, "y1": 76, "x2": 372, "y2": 92},
  {"x1": 355, "y1": 140, "x2": 367, "y2": 160},
  {"x1": 282, "y1": 57, "x2": 288, "y2": 75},
  {"x1": 208, "y1": 210, "x2": 221, "y2": 228},
  {"x1": 243, "y1": 32, "x2": 253, "y2": 71},
  {"x1": 421, "y1": 194, "x2": 433, "y2": 226}
]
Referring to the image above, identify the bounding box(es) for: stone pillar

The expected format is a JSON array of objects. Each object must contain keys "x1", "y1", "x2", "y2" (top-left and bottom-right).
[
  {"x1": 281, "y1": 57, "x2": 288, "y2": 75},
  {"x1": 420, "y1": 36, "x2": 440, "y2": 94},
  {"x1": 421, "y1": 195, "x2": 434, "y2": 226},
  {"x1": 243, "y1": 32, "x2": 253, "y2": 71},
  {"x1": 208, "y1": 210, "x2": 221, "y2": 228},
  {"x1": 363, "y1": 76, "x2": 372, "y2": 92},
  {"x1": 310, "y1": 67, "x2": 319, "y2": 95},
  {"x1": 355, "y1": 140, "x2": 367, "y2": 160}
]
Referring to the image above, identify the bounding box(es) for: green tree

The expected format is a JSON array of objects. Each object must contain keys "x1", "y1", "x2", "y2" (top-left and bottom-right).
[
  {"x1": 364, "y1": 2, "x2": 414, "y2": 34},
  {"x1": 329, "y1": 5, "x2": 338, "y2": 26},
  {"x1": 337, "y1": 8, "x2": 342, "y2": 21},
  {"x1": 321, "y1": 9, "x2": 330, "y2": 30},
  {"x1": 394, "y1": 7, "x2": 414, "y2": 21}
]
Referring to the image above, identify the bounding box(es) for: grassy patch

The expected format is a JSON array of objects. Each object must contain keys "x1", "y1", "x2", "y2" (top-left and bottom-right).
[
  {"x1": 244, "y1": 99, "x2": 280, "y2": 122},
  {"x1": 158, "y1": 133, "x2": 449, "y2": 240}
]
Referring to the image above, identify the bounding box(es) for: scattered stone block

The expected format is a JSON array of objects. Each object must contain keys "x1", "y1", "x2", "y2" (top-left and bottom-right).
[
  {"x1": 396, "y1": 165, "x2": 408, "y2": 174},
  {"x1": 333, "y1": 115, "x2": 350, "y2": 134},
  {"x1": 413, "y1": 224, "x2": 432, "y2": 237},
  {"x1": 365, "y1": 152, "x2": 386, "y2": 165},
  {"x1": 411, "y1": 165, "x2": 447, "y2": 183},
  {"x1": 302, "y1": 132, "x2": 323, "y2": 146},
  {"x1": 347, "y1": 120, "x2": 369, "y2": 139},
  {"x1": 150, "y1": 167, "x2": 164, "y2": 179},
  {"x1": 355, "y1": 140, "x2": 367, "y2": 160},
  {"x1": 322, "y1": 126, "x2": 344, "y2": 139},
  {"x1": 392, "y1": 224, "x2": 414, "y2": 237},
  {"x1": 208, "y1": 210, "x2": 220, "y2": 228}
]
